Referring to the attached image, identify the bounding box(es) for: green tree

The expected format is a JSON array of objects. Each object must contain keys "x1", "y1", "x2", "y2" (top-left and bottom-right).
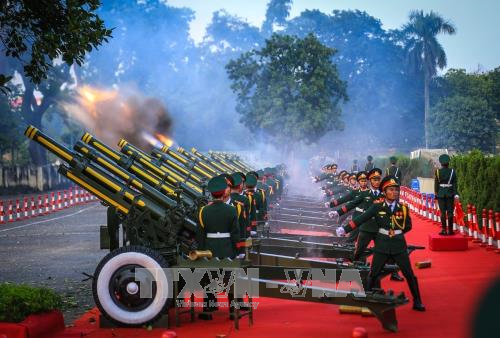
[
  {"x1": 226, "y1": 33, "x2": 348, "y2": 152},
  {"x1": 403, "y1": 10, "x2": 456, "y2": 148},
  {"x1": 0, "y1": 0, "x2": 112, "y2": 92},
  {"x1": 429, "y1": 95, "x2": 496, "y2": 152}
]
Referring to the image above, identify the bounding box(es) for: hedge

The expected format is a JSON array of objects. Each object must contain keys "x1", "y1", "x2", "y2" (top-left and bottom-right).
[
  {"x1": 450, "y1": 150, "x2": 500, "y2": 213},
  {"x1": 0, "y1": 283, "x2": 62, "y2": 323}
]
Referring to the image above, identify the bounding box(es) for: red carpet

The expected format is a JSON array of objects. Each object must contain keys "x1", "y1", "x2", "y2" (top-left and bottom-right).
[{"x1": 57, "y1": 212, "x2": 500, "y2": 338}]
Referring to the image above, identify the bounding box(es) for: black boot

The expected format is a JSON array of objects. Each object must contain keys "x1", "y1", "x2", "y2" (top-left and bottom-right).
[
  {"x1": 390, "y1": 271, "x2": 404, "y2": 282},
  {"x1": 447, "y1": 218, "x2": 455, "y2": 235},
  {"x1": 439, "y1": 226, "x2": 447, "y2": 236},
  {"x1": 366, "y1": 276, "x2": 381, "y2": 292},
  {"x1": 408, "y1": 276, "x2": 426, "y2": 311}
]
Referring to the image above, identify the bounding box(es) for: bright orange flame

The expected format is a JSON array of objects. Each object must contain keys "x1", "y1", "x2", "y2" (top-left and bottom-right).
[
  {"x1": 155, "y1": 133, "x2": 174, "y2": 147},
  {"x1": 78, "y1": 86, "x2": 117, "y2": 104}
]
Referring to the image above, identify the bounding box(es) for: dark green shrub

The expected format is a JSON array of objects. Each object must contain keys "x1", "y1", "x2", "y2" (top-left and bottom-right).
[{"x1": 0, "y1": 283, "x2": 62, "y2": 323}]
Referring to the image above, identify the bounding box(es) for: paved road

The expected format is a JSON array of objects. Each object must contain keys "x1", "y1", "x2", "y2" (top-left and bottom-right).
[{"x1": 0, "y1": 202, "x2": 107, "y2": 323}]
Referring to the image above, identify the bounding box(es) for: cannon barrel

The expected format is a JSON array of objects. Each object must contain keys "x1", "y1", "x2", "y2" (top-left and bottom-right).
[
  {"x1": 210, "y1": 152, "x2": 250, "y2": 172},
  {"x1": 208, "y1": 152, "x2": 242, "y2": 172},
  {"x1": 190, "y1": 147, "x2": 234, "y2": 172},
  {"x1": 173, "y1": 146, "x2": 222, "y2": 175},
  {"x1": 117, "y1": 140, "x2": 203, "y2": 199},
  {"x1": 79, "y1": 132, "x2": 198, "y2": 206},
  {"x1": 151, "y1": 148, "x2": 214, "y2": 180},
  {"x1": 118, "y1": 139, "x2": 206, "y2": 193},
  {"x1": 25, "y1": 126, "x2": 198, "y2": 255}
]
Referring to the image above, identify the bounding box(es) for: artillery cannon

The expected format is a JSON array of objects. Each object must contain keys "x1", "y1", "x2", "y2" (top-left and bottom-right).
[{"x1": 25, "y1": 126, "x2": 410, "y2": 332}]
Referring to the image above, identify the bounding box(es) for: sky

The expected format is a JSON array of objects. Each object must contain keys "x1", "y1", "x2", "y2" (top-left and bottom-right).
[{"x1": 167, "y1": 0, "x2": 500, "y2": 72}]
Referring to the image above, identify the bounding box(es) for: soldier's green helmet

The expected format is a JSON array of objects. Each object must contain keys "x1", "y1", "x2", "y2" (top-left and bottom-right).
[{"x1": 367, "y1": 155, "x2": 373, "y2": 161}]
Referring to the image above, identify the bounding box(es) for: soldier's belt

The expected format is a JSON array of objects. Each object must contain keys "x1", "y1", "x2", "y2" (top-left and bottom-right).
[
  {"x1": 355, "y1": 207, "x2": 365, "y2": 212},
  {"x1": 379, "y1": 229, "x2": 402, "y2": 236},
  {"x1": 206, "y1": 232, "x2": 231, "y2": 238},
  {"x1": 439, "y1": 184, "x2": 453, "y2": 187}
]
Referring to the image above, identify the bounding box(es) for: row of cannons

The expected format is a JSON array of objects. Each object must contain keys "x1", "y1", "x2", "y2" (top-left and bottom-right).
[{"x1": 25, "y1": 125, "x2": 418, "y2": 332}]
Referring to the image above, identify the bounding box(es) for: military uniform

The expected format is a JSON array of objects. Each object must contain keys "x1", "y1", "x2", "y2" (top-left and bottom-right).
[
  {"x1": 365, "y1": 155, "x2": 374, "y2": 171},
  {"x1": 351, "y1": 160, "x2": 359, "y2": 173},
  {"x1": 340, "y1": 188, "x2": 382, "y2": 250},
  {"x1": 434, "y1": 154, "x2": 458, "y2": 235},
  {"x1": 347, "y1": 176, "x2": 425, "y2": 311},
  {"x1": 385, "y1": 156, "x2": 402, "y2": 184},
  {"x1": 197, "y1": 176, "x2": 240, "y2": 259}
]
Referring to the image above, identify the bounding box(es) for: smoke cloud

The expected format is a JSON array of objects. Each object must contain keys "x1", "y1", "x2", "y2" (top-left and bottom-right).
[{"x1": 62, "y1": 86, "x2": 173, "y2": 151}]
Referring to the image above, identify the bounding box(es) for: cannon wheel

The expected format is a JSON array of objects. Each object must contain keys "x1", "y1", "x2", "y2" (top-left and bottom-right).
[{"x1": 92, "y1": 245, "x2": 171, "y2": 326}]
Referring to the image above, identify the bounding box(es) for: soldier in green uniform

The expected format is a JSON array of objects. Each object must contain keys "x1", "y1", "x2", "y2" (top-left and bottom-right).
[
  {"x1": 434, "y1": 154, "x2": 459, "y2": 236},
  {"x1": 339, "y1": 176, "x2": 425, "y2": 311},
  {"x1": 385, "y1": 156, "x2": 402, "y2": 184},
  {"x1": 229, "y1": 173, "x2": 251, "y2": 238},
  {"x1": 197, "y1": 175, "x2": 241, "y2": 259},
  {"x1": 333, "y1": 168, "x2": 383, "y2": 253},
  {"x1": 244, "y1": 173, "x2": 263, "y2": 236},
  {"x1": 197, "y1": 175, "x2": 242, "y2": 319},
  {"x1": 351, "y1": 160, "x2": 359, "y2": 173},
  {"x1": 325, "y1": 171, "x2": 368, "y2": 209},
  {"x1": 365, "y1": 155, "x2": 374, "y2": 171},
  {"x1": 333, "y1": 169, "x2": 405, "y2": 281}
]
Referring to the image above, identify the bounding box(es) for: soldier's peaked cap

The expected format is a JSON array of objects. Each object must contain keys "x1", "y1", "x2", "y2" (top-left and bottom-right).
[
  {"x1": 356, "y1": 171, "x2": 368, "y2": 180},
  {"x1": 380, "y1": 175, "x2": 399, "y2": 191},
  {"x1": 207, "y1": 175, "x2": 228, "y2": 193},
  {"x1": 245, "y1": 173, "x2": 258, "y2": 187},
  {"x1": 368, "y1": 168, "x2": 382, "y2": 179},
  {"x1": 231, "y1": 173, "x2": 243, "y2": 186}
]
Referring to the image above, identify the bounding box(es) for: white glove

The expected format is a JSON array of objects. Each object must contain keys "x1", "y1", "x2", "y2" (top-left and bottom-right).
[
  {"x1": 324, "y1": 202, "x2": 331, "y2": 208},
  {"x1": 250, "y1": 231, "x2": 257, "y2": 236},
  {"x1": 328, "y1": 210, "x2": 339, "y2": 221},
  {"x1": 237, "y1": 253, "x2": 246, "y2": 259},
  {"x1": 336, "y1": 227, "x2": 346, "y2": 237}
]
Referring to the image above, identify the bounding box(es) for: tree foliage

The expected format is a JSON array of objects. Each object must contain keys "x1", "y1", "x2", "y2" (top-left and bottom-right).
[
  {"x1": 0, "y1": 0, "x2": 112, "y2": 91},
  {"x1": 226, "y1": 33, "x2": 348, "y2": 147},
  {"x1": 403, "y1": 10, "x2": 456, "y2": 148},
  {"x1": 430, "y1": 68, "x2": 498, "y2": 153}
]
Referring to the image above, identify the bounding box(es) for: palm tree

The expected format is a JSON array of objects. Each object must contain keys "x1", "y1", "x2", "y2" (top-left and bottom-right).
[{"x1": 403, "y1": 10, "x2": 456, "y2": 148}]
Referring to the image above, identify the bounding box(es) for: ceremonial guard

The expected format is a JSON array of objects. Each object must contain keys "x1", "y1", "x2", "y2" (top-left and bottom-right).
[
  {"x1": 197, "y1": 175, "x2": 241, "y2": 319},
  {"x1": 365, "y1": 155, "x2": 374, "y2": 171},
  {"x1": 351, "y1": 160, "x2": 359, "y2": 173},
  {"x1": 385, "y1": 156, "x2": 402, "y2": 184},
  {"x1": 197, "y1": 175, "x2": 240, "y2": 259},
  {"x1": 434, "y1": 154, "x2": 459, "y2": 236},
  {"x1": 230, "y1": 172, "x2": 252, "y2": 239},
  {"x1": 244, "y1": 173, "x2": 263, "y2": 235},
  {"x1": 339, "y1": 176, "x2": 425, "y2": 311}
]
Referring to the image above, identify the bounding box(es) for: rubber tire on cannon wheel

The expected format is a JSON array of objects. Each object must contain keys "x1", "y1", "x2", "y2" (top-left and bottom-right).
[{"x1": 92, "y1": 245, "x2": 171, "y2": 326}]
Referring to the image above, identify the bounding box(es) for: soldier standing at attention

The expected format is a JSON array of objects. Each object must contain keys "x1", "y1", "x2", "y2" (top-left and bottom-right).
[
  {"x1": 339, "y1": 176, "x2": 425, "y2": 311},
  {"x1": 197, "y1": 175, "x2": 241, "y2": 320},
  {"x1": 197, "y1": 175, "x2": 240, "y2": 259},
  {"x1": 385, "y1": 156, "x2": 402, "y2": 184},
  {"x1": 365, "y1": 155, "x2": 374, "y2": 171},
  {"x1": 351, "y1": 159, "x2": 359, "y2": 173},
  {"x1": 434, "y1": 154, "x2": 459, "y2": 236},
  {"x1": 229, "y1": 173, "x2": 251, "y2": 238}
]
